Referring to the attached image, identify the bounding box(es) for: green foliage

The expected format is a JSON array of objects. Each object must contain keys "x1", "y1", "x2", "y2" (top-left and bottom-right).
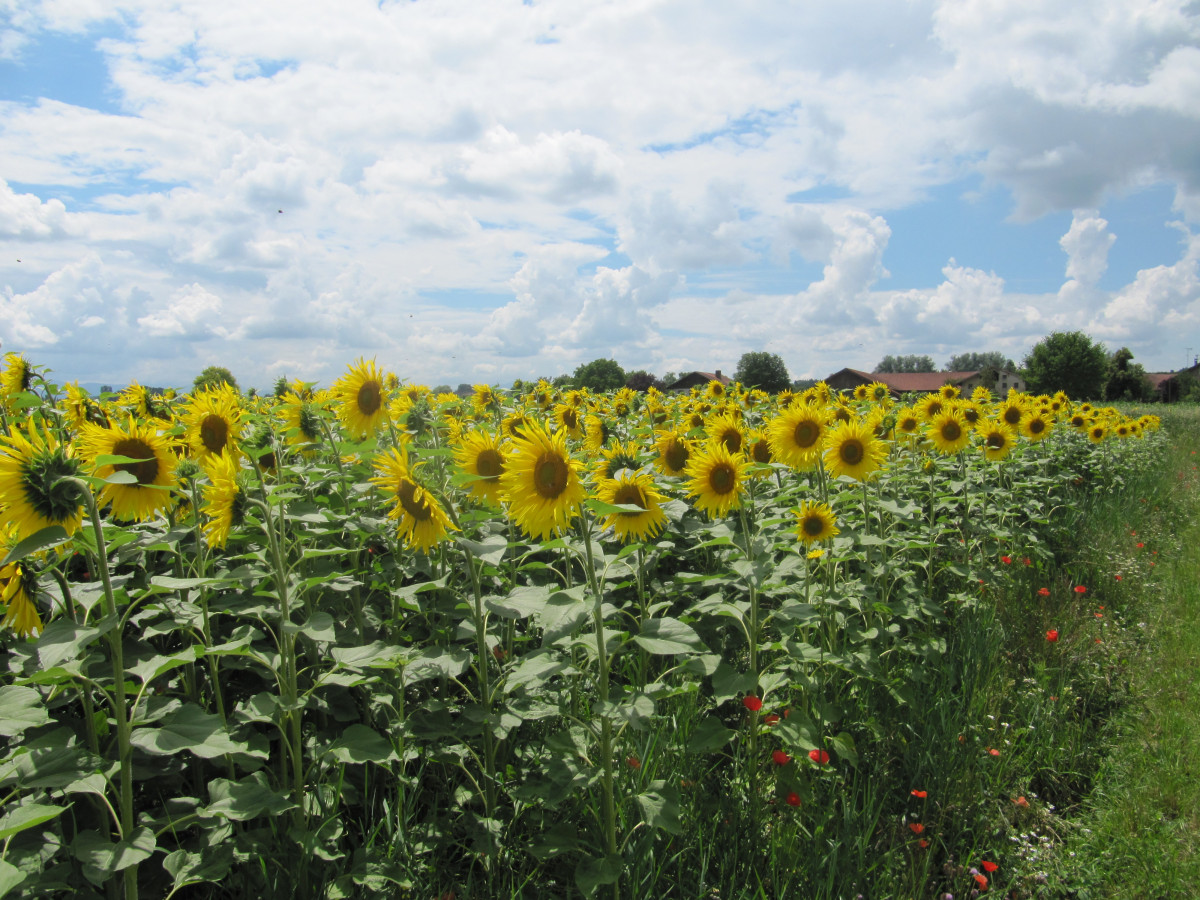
[
  {"x1": 193, "y1": 365, "x2": 239, "y2": 394},
  {"x1": 273, "y1": 376, "x2": 289, "y2": 398},
  {"x1": 945, "y1": 351, "x2": 1017, "y2": 372},
  {"x1": 1104, "y1": 347, "x2": 1152, "y2": 401},
  {"x1": 734, "y1": 351, "x2": 791, "y2": 392},
  {"x1": 874, "y1": 354, "x2": 936, "y2": 373},
  {"x1": 624, "y1": 370, "x2": 663, "y2": 391},
  {"x1": 573, "y1": 357, "x2": 626, "y2": 392},
  {"x1": 1022, "y1": 330, "x2": 1109, "y2": 399}
]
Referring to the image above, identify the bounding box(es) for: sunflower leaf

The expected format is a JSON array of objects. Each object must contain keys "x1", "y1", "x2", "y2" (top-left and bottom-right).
[
  {"x1": 0, "y1": 525, "x2": 69, "y2": 567},
  {"x1": 584, "y1": 499, "x2": 646, "y2": 516},
  {"x1": 92, "y1": 454, "x2": 152, "y2": 467}
]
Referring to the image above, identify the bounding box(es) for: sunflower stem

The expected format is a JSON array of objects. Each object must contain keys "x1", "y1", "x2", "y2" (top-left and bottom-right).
[
  {"x1": 70, "y1": 482, "x2": 138, "y2": 900},
  {"x1": 460, "y1": 544, "x2": 499, "y2": 826}
]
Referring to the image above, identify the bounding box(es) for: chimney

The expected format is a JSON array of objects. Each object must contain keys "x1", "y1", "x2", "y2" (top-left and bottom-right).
[{"x1": 715, "y1": 369, "x2": 722, "y2": 378}]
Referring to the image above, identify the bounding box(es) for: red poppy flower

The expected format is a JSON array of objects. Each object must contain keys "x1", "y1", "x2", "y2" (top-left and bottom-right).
[
  {"x1": 1038, "y1": 587, "x2": 1051, "y2": 597},
  {"x1": 743, "y1": 695, "x2": 763, "y2": 712},
  {"x1": 910, "y1": 789, "x2": 927, "y2": 798},
  {"x1": 1022, "y1": 556, "x2": 1032, "y2": 566},
  {"x1": 1136, "y1": 542, "x2": 1144, "y2": 549},
  {"x1": 981, "y1": 860, "x2": 998, "y2": 873},
  {"x1": 918, "y1": 839, "x2": 929, "y2": 849},
  {"x1": 785, "y1": 791, "x2": 801, "y2": 807},
  {"x1": 1115, "y1": 575, "x2": 1122, "y2": 581},
  {"x1": 908, "y1": 823, "x2": 924, "y2": 834},
  {"x1": 1012, "y1": 796, "x2": 1029, "y2": 808},
  {"x1": 1074, "y1": 585, "x2": 1087, "y2": 594},
  {"x1": 626, "y1": 755, "x2": 641, "y2": 769},
  {"x1": 988, "y1": 748, "x2": 1001, "y2": 757},
  {"x1": 1045, "y1": 629, "x2": 1058, "y2": 642},
  {"x1": 1001, "y1": 555, "x2": 1012, "y2": 564},
  {"x1": 808, "y1": 748, "x2": 830, "y2": 765},
  {"x1": 772, "y1": 750, "x2": 791, "y2": 766},
  {"x1": 974, "y1": 872, "x2": 989, "y2": 889},
  {"x1": 763, "y1": 713, "x2": 780, "y2": 726}
]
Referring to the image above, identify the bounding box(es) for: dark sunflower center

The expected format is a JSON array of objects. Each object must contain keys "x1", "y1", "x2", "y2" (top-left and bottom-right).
[
  {"x1": 357, "y1": 381, "x2": 382, "y2": 416},
  {"x1": 962, "y1": 408, "x2": 980, "y2": 424},
  {"x1": 112, "y1": 438, "x2": 159, "y2": 486},
  {"x1": 613, "y1": 484, "x2": 647, "y2": 516},
  {"x1": 839, "y1": 440, "x2": 864, "y2": 466},
  {"x1": 562, "y1": 409, "x2": 578, "y2": 430},
  {"x1": 940, "y1": 421, "x2": 962, "y2": 442},
  {"x1": 926, "y1": 400, "x2": 944, "y2": 417},
  {"x1": 708, "y1": 463, "x2": 736, "y2": 495},
  {"x1": 719, "y1": 429, "x2": 742, "y2": 454},
  {"x1": 1029, "y1": 419, "x2": 1046, "y2": 434},
  {"x1": 802, "y1": 515, "x2": 825, "y2": 537},
  {"x1": 396, "y1": 479, "x2": 433, "y2": 522},
  {"x1": 900, "y1": 417, "x2": 918, "y2": 432},
  {"x1": 986, "y1": 432, "x2": 1007, "y2": 450},
  {"x1": 664, "y1": 440, "x2": 689, "y2": 472},
  {"x1": 200, "y1": 414, "x2": 229, "y2": 453},
  {"x1": 19, "y1": 450, "x2": 82, "y2": 522},
  {"x1": 793, "y1": 421, "x2": 819, "y2": 448},
  {"x1": 689, "y1": 414, "x2": 704, "y2": 430},
  {"x1": 1003, "y1": 406, "x2": 1022, "y2": 425},
  {"x1": 475, "y1": 448, "x2": 503, "y2": 479},
  {"x1": 834, "y1": 408, "x2": 852, "y2": 424},
  {"x1": 752, "y1": 441, "x2": 772, "y2": 464},
  {"x1": 534, "y1": 451, "x2": 569, "y2": 499}
]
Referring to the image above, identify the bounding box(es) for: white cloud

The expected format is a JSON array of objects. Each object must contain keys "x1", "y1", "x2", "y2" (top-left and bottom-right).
[
  {"x1": 136, "y1": 283, "x2": 226, "y2": 338},
  {"x1": 0, "y1": 179, "x2": 72, "y2": 239}
]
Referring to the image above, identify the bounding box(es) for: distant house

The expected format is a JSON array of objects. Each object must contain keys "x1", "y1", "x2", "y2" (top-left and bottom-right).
[
  {"x1": 824, "y1": 368, "x2": 1027, "y2": 397},
  {"x1": 665, "y1": 370, "x2": 733, "y2": 392},
  {"x1": 1146, "y1": 362, "x2": 1200, "y2": 401}
]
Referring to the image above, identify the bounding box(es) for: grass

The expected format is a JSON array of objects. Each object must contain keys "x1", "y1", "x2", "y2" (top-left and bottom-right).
[{"x1": 1044, "y1": 406, "x2": 1200, "y2": 898}]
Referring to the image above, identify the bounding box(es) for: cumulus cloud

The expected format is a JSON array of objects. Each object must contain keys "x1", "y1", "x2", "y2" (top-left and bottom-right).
[
  {"x1": 0, "y1": 179, "x2": 71, "y2": 239},
  {"x1": 137, "y1": 283, "x2": 226, "y2": 338}
]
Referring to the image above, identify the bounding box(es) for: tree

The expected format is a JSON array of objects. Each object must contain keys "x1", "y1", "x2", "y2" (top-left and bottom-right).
[
  {"x1": 735, "y1": 352, "x2": 791, "y2": 393},
  {"x1": 194, "y1": 365, "x2": 239, "y2": 394},
  {"x1": 625, "y1": 370, "x2": 663, "y2": 392},
  {"x1": 1104, "y1": 347, "x2": 1152, "y2": 402},
  {"x1": 945, "y1": 351, "x2": 1017, "y2": 373},
  {"x1": 874, "y1": 354, "x2": 936, "y2": 374},
  {"x1": 573, "y1": 358, "x2": 626, "y2": 393},
  {"x1": 1022, "y1": 331, "x2": 1108, "y2": 400}
]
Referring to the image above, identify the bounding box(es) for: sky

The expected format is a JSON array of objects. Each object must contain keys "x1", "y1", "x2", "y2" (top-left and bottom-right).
[{"x1": 1, "y1": 0, "x2": 1199, "y2": 392}]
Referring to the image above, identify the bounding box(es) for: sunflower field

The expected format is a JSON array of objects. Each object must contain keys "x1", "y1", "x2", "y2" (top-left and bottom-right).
[{"x1": 0, "y1": 352, "x2": 1173, "y2": 899}]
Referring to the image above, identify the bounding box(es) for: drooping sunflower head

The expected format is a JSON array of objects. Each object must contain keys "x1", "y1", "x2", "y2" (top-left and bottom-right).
[
  {"x1": 0, "y1": 423, "x2": 85, "y2": 538},
  {"x1": 278, "y1": 392, "x2": 325, "y2": 452},
  {"x1": 554, "y1": 403, "x2": 584, "y2": 439},
  {"x1": 793, "y1": 500, "x2": 839, "y2": 546},
  {"x1": 594, "y1": 440, "x2": 642, "y2": 482},
  {"x1": 822, "y1": 419, "x2": 887, "y2": 482},
  {"x1": 453, "y1": 430, "x2": 506, "y2": 506},
  {"x1": 971, "y1": 385, "x2": 993, "y2": 404},
  {"x1": 683, "y1": 441, "x2": 749, "y2": 520},
  {"x1": 767, "y1": 406, "x2": 826, "y2": 470},
  {"x1": 334, "y1": 358, "x2": 391, "y2": 440},
  {"x1": 184, "y1": 384, "x2": 244, "y2": 461},
  {"x1": 584, "y1": 415, "x2": 613, "y2": 453},
  {"x1": 978, "y1": 422, "x2": 1016, "y2": 462},
  {"x1": 77, "y1": 417, "x2": 178, "y2": 522},
  {"x1": 370, "y1": 448, "x2": 458, "y2": 552},
  {"x1": 1, "y1": 557, "x2": 42, "y2": 637},
  {"x1": 596, "y1": 470, "x2": 668, "y2": 543},
  {"x1": 499, "y1": 422, "x2": 586, "y2": 541},
  {"x1": 200, "y1": 453, "x2": 250, "y2": 549},
  {"x1": 61, "y1": 382, "x2": 104, "y2": 432},
  {"x1": 927, "y1": 409, "x2": 971, "y2": 456},
  {"x1": 653, "y1": 429, "x2": 692, "y2": 477},
  {"x1": 0, "y1": 353, "x2": 34, "y2": 403}
]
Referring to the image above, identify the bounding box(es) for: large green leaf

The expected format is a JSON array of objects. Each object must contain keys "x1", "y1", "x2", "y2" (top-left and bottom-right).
[
  {"x1": 486, "y1": 584, "x2": 551, "y2": 619},
  {"x1": 325, "y1": 725, "x2": 397, "y2": 765},
  {"x1": 685, "y1": 716, "x2": 736, "y2": 753},
  {"x1": 0, "y1": 686, "x2": 49, "y2": 737},
  {"x1": 128, "y1": 646, "x2": 202, "y2": 684},
  {"x1": 633, "y1": 617, "x2": 708, "y2": 655},
  {"x1": 636, "y1": 785, "x2": 683, "y2": 834},
  {"x1": 130, "y1": 704, "x2": 261, "y2": 759},
  {"x1": 0, "y1": 802, "x2": 66, "y2": 840},
  {"x1": 0, "y1": 859, "x2": 25, "y2": 898},
  {"x1": 0, "y1": 728, "x2": 98, "y2": 790},
  {"x1": 163, "y1": 846, "x2": 233, "y2": 891},
  {"x1": 72, "y1": 826, "x2": 156, "y2": 886},
  {"x1": 202, "y1": 775, "x2": 296, "y2": 821},
  {"x1": 0, "y1": 525, "x2": 69, "y2": 568},
  {"x1": 575, "y1": 854, "x2": 622, "y2": 897}
]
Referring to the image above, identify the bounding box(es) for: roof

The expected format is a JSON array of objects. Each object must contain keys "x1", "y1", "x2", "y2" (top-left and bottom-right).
[{"x1": 825, "y1": 368, "x2": 989, "y2": 394}]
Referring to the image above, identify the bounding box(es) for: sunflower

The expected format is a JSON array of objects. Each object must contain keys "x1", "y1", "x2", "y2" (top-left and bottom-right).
[
  {"x1": 704, "y1": 379, "x2": 727, "y2": 400},
  {"x1": 77, "y1": 417, "x2": 178, "y2": 521},
  {"x1": 766, "y1": 406, "x2": 826, "y2": 470},
  {"x1": 853, "y1": 384, "x2": 870, "y2": 402},
  {"x1": 500, "y1": 422, "x2": 586, "y2": 540},
  {"x1": 996, "y1": 397, "x2": 1026, "y2": 430},
  {"x1": 0, "y1": 423, "x2": 85, "y2": 538},
  {"x1": 977, "y1": 422, "x2": 1015, "y2": 461},
  {"x1": 939, "y1": 383, "x2": 961, "y2": 400},
  {"x1": 61, "y1": 382, "x2": 104, "y2": 433},
  {"x1": 653, "y1": 429, "x2": 692, "y2": 477},
  {"x1": 553, "y1": 403, "x2": 585, "y2": 440},
  {"x1": 684, "y1": 441, "x2": 748, "y2": 519},
  {"x1": 894, "y1": 407, "x2": 921, "y2": 438},
  {"x1": 1067, "y1": 412, "x2": 1089, "y2": 431},
  {"x1": 595, "y1": 470, "x2": 668, "y2": 543},
  {"x1": 822, "y1": 419, "x2": 887, "y2": 482},
  {"x1": 278, "y1": 392, "x2": 325, "y2": 452},
  {"x1": 1, "y1": 559, "x2": 41, "y2": 637},
  {"x1": 971, "y1": 385, "x2": 993, "y2": 403},
  {"x1": 370, "y1": 448, "x2": 457, "y2": 552},
  {"x1": 915, "y1": 394, "x2": 946, "y2": 421},
  {"x1": 501, "y1": 412, "x2": 535, "y2": 441},
  {"x1": 201, "y1": 453, "x2": 248, "y2": 549},
  {"x1": 334, "y1": 358, "x2": 391, "y2": 439},
  {"x1": 594, "y1": 441, "x2": 642, "y2": 481},
  {"x1": 706, "y1": 413, "x2": 746, "y2": 455},
  {"x1": 957, "y1": 400, "x2": 982, "y2": 427},
  {"x1": 1087, "y1": 423, "x2": 1108, "y2": 444},
  {"x1": 183, "y1": 384, "x2": 244, "y2": 462},
  {"x1": 584, "y1": 415, "x2": 614, "y2": 453},
  {"x1": 793, "y1": 500, "x2": 839, "y2": 545},
  {"x1": 747, "y1": 429, "x2": 774, "y2": 471},
  {"x1": 454, "y1": 430, "x2": 506, "y2": 506},
  {"x1": 867, "y1": 381, "x2": 892, "y2": 404},
  {"x1": 927, "y1": 409, "x2": 971, "y2": 456},
  {"x1": 1019, "y1": 410, "x2": 1053, "y2": 443}
]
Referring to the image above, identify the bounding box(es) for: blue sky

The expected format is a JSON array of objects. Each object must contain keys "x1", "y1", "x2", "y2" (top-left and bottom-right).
[{"x1": 2, "y1": 1, "x2": 1198, "y2": 390}]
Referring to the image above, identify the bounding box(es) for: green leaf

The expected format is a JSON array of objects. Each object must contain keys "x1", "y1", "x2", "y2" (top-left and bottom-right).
[
  {"x1": 404, "y1": 647, "x2": 471, "y2": 684},
  {"x1": 686, "y1": 716, "x2": 735, "y2": 753},
  {"x1": 131, "y1": 704, "x2": 260, "y2": 759},
  {"x1": 575, "y1": 855, "x2": 622, "y2": 896},
  {"x1": 0, "y1": 525, "x2": 69, "y2": 567},
  {"x1": 0, "y1": 859, "x2": 25, "y2": 898},
  {"x1": 636, "y1": 786, "x2": 683, "y2": 834},
  {"x1": 486, "y1": 584, "x2": 551, "y2": 619},
  {"x1": 202, "y1": 775, "x2": 296, "y2": 822},
  {"x1": 504, "y1": 652, "x2": 573, "y2": 693},
  {"x1": 284, "y1": 611, "x2": 336, "y2": 642},
  {"x1": 163, "y1": 846, "x2": 234, "y2": 891},
  {"x1": 93, "y1": 453, "x2": 152, "y2": 467},
  {"x1": 0, "y1": 802, "x2": 66, "y2": 840},
  {"x1": 128, "y1": 646, "x2": 202, "y2": 684},
  {"x1": 0, "y1": 728, "x2": 98, "y2": 790},
  {"x1": 584, "y1": 498, "x2": 646, "y2": 516},
  {"x1": 0, "y1": 685, "x2": 50, "y2": 737},
  {"x1": 36, "y1": 616, "x2": 112, "y2": 671},
  {"x1": 633, "y1": 617, "x2": 708, "y2": 655},
  {"x1": 456, "y1": 536, "x2": 508, "y2": 566},
  {"x1": 831, "y1": 731, "x2": 859, "y2": 767},
  {"x1": 325, "y1": 725, "x2": 397, "y2": 765},
  {"x1": 330, "y1": 641, "x2": 407, "y2": 670},
  {"x1": 72, "y1": 826, "x2": 156, "y2": 886}
]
